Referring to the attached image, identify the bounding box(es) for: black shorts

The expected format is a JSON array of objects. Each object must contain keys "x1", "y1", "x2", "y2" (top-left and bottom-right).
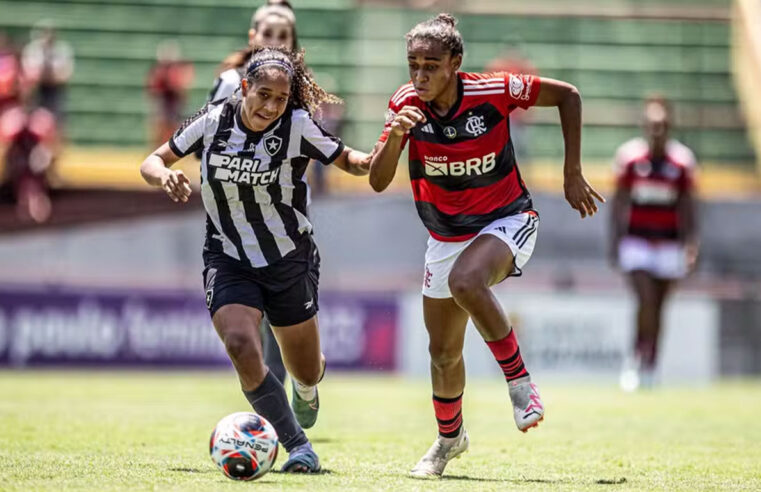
[{"x1": 202, "y1": 238, "x2": 320, "y2": 327}]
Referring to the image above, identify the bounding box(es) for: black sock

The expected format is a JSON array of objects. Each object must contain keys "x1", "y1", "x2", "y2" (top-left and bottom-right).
[{"x1": 243, "y1": 370, "x2": 307, "y2": 452}]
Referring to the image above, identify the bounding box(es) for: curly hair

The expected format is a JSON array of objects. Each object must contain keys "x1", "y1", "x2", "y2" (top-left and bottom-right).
[
  {"x1": 405, "y1": 13, "x2": 464, "y2": 57},
  {"x1": 244, "y1": 46, "x2": 341, "y2": 116}
]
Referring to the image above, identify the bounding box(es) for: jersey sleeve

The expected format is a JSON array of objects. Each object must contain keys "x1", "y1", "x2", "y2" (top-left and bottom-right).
[
  {"x1": 378, "y1": 85, "x2": 414, "y2": 149},
  {"x1": 169, "y1": 103, "x2": 210, "y2": 157},
  {"x1": 503, "y1": 72, "x2": 541, "y2": 110},
  {"x1": 207, "y1": 69, "x2": 241, "y2": 103},
  {"x1": 300, "y1": 113, "x2": 345, "y2": 165}
]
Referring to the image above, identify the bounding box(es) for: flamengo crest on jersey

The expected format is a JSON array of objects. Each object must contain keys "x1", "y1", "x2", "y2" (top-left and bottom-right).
[
  {"x1": 169, "y1": 99, "x2": 344, "y2": 267},
  {"x1": 380, "y1": 72, "x2": 541, "y2": 241}
]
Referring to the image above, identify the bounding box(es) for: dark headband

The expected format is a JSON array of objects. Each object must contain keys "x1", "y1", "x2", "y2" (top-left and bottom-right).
[{"x1": 246, "y1": 58, "x2": 294, "y2": 77}]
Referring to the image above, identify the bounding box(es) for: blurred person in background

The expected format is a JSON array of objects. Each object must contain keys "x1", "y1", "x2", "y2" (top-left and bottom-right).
[
  {"x1": 208, "y1": 1, "x2": 298, "y2": 104},
  {"x1": 0, "y1": 32, "x2": 23, "y2": 116},
  {"x1": 611, "y1": 96, "x2": 699, "y2": 392},
  {"x1": 21, "y1": 20, "x2": 74, "y2": 125},
  {"x1": 485, "y1": 50, "x2": 537, "y2": 165},
  {"x1": 207, "y1": 0, "x2": 339, "y2": 198},
  {"x1": 0, "y1": 105, "x2": 57, "y2": 223},
  {"x1": 370, "y1": 13, "x2": 604, "y2": 478},
  {"x1": 140, "y1": 47, "x2": 371, "y2": 472},
  {"x1": 146, "y1": 40, "x2": 195, "y2": 148}
]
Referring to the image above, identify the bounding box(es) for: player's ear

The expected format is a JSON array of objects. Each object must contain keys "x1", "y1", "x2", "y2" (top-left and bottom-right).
[
  {"x1": 248, "y1": 28, "x2": 256, "y2": 47},
  {"x1": 241, "y1": 78, "x2": 249, "y2": 95},
  {"x1": 450, "y1": 54, "x2": 463, "y2": 72}
]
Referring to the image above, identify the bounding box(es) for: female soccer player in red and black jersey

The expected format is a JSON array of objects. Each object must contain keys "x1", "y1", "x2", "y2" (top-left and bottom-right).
[
  {"x1": 611, "y1": 96, "x2": 699, "y2": 391},
  {"x1": 369, "y1": 14, "x2": 605, "y2": 478}
]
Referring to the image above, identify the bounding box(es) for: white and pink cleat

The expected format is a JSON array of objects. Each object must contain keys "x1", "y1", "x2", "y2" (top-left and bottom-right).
[{"x1": 508, "y1": 376, "x2": 545, "y2": 432}]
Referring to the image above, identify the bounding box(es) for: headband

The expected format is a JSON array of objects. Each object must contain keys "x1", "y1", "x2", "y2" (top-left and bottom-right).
[{"x1": 246, "y1": 58, "x2": 294, "y2": 77}]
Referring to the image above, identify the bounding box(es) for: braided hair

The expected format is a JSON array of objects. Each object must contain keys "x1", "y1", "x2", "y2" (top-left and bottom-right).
[
  {"x1": 244, "y1": 46, "x2": 341, "y2": 116},
  {"x1": 405, "y1": 13, "x2": 464, "y2": 57}
]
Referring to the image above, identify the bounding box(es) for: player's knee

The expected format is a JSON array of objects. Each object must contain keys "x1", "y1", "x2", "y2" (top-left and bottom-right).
[
  {"x1": 221, "y1": 329, "x2": 258, "y2": 361},
  {"x1": 448, "y1": 270, "x2": 485, "y2": 304},
  {"x1": 428, "y1": 343, "x2": 462, "y2": 369},
  {"x1": 291, "y1": 365, "x2": 322, "y2": 386}
]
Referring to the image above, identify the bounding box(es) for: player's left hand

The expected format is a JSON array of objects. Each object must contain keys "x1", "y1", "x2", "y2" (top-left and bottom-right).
[{"x1": 564, "y1": 172, "x2": 605, "y2": 218}]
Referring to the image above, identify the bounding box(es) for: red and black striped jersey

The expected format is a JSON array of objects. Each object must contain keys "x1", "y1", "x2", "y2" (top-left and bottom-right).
[
  {"x1": 614, "y1": 137, "x2": 696, "y2": 241},
  {"x1": 379, "y1": 71, "x2": 541, "y2": 241}
]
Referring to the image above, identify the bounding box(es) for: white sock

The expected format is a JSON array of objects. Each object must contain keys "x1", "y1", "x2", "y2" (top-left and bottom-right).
[{"x1": 293, "y1": 379, "x2": 317, "y2": 401}]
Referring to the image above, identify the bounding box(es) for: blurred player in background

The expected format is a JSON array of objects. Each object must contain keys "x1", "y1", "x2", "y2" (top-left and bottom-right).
[
  {"x1": 369, "y1": 13, "x2": 604, "y2": 478},
  {"x1": 146, "y1": 40, "x2": 194, "y2": 148},
  {"x1": 21, "y1": 20, "x2": 73, "y2": 125},
  {"x1": 0, "y1": 105, "x2": 57, "y2": 223},
  {"x1": 0, "y1": 32, "x2": 23, "y2": 116},
  {"x1": 140, "y1": 47, "x2": 371, "y2": 472},
  {"x1": 611, "y1": 96, "x2": 699, "y2": 391},
  {"x1": 208, "y1": 1, "x2": 298, "y2": 103}
]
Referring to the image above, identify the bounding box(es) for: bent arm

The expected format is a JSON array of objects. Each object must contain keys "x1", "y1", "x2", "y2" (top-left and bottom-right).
[
  {"x1": 534, "y1": 78, "x2": 604, "y2": 217},
  {"x1": 369, "y1": 136, "x2": 404, "y2": 192},
  {"x1": 535, "y1": 78, "x2": 582, "y2": 179},
  {"x1": 140, "y1": 142, "x2": 181, "y2": 187}
]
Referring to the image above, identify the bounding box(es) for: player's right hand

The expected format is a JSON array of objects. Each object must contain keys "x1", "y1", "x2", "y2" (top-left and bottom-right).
[
  {"x1": 161, "y1": 169, "x2": 192, "y2": 203},
  {"x1": 389, "y1": 105, "x2": 427, "y2": 137}
]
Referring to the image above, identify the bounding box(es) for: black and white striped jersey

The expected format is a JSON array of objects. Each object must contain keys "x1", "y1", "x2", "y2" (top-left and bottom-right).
[
  {"x1": 208, "y1": 67, "x2": 243, "y2": 103},
  {"x1": 169, "y1": 98, "x2": 345, "y2": 267}
]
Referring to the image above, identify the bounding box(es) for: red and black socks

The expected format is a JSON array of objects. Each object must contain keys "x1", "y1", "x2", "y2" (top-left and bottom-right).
[{"x1": 486, "y1": 329, "x2": 529, "y2": 381}]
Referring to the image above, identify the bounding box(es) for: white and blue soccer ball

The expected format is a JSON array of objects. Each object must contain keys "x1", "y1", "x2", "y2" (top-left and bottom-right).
[{"x1": 209, "y1": 412, "x2": 279, "y2": 481}]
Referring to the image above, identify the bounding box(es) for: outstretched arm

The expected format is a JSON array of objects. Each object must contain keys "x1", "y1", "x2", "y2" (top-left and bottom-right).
[
  {"x1": 140, "y1": 143, "x2": 192, "y2": 203},
  {"x1": 331, "y1": 146, "x2": 372, "y2": 176},
  {"x1": 535, "y1": 78, "x2": 605, "y2": 218}
]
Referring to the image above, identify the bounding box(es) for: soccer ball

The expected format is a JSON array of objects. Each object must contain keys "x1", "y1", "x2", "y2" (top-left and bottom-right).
[{"x1": 209, "y1": 412, "x2": 279, "y2": 480}]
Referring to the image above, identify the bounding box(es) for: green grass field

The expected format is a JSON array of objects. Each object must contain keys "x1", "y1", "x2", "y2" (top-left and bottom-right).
[{"x1": 0, "y1": 371, "x2": 759, "y2": 491}]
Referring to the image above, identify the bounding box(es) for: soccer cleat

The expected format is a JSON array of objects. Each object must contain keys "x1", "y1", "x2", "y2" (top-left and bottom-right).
[
  {"x1": 409, "y1": 428, "x2": 469, "y2": 479},
  {"x1": 281, "y1": 442, "x2": 321, "y2": 473},
  {"x1": 291, "y1": 380, "x2": 319, "y2": 429},
  {"x1": 619, "y1": 354, "x2": 642, "y2": 392},
  {"x1": 508, "y1": 376, "x2": 544, "y2": 432}
]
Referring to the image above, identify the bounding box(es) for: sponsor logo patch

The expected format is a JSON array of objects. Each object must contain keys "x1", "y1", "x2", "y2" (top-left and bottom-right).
[
  {"x1": 509, "y1": 74, "x2": 532, "y2": 101},
  {"x1": 423, "y1": 152, "x2": 496, "y2": 176},
  {"x1": 208, "y1": 152, "x2": 279, "y2": 185}
]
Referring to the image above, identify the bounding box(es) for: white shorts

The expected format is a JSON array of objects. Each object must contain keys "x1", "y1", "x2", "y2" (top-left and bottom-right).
[
  {"x1": 422, "y1": 211, "x2": 539, "y2": 298},
  {"x1": 618, "y1": 236, "x2": 687, "y2": 279}
]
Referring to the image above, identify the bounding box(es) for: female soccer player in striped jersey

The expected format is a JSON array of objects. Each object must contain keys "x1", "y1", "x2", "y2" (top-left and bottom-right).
[
  {"x1": 202, "y1": 0, "x2": 299, "y2": 425},
  {"x1": 140, "y1": 47, "x2": 370, "y2": 473},
  {"x1": 369, "y1": 14, "x2": 605, "y2": 478},
  {"x1": 203, "y1": 1, "x2": 342, "y2": 429}
]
